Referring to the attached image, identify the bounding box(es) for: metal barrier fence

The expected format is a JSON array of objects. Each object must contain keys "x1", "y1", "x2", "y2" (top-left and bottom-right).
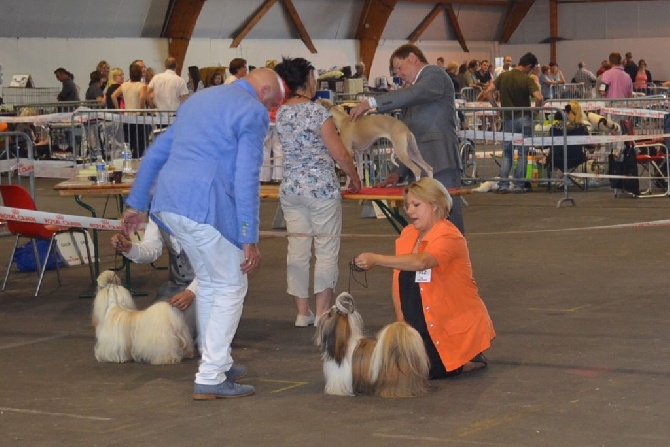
[
  {"x1": 72, "y1": 109, "x2": 177, "y2": 163},
  {"x1": 14, "y1": 101, "x2": 105, "y2": 115},
  {"x1": 456, "y1": 98, "x2": 670, "y2": 202},
  {"x1": 550, "y1": 83, "x2": 589, "y2": 100}
]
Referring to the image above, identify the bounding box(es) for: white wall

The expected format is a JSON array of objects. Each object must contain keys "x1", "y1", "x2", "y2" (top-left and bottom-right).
[{"x1": 1, "y1": 35, "x2": 669, "y2": 95}]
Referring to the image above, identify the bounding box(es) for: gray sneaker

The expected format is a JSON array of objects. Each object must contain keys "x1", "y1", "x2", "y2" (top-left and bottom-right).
[
  {"x1": 193, "y1": 381, "x2": 255, "y2": 400},
  {"x1": 225, "y1": 364, "x2": 247, "y2": 382}
]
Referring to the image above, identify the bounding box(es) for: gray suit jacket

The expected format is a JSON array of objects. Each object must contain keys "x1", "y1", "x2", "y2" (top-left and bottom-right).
[{"x1": 375, "y1": 65, "x2": 462, "y2": 177}]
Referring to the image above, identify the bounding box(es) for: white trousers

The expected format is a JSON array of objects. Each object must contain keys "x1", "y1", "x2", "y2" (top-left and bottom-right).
[
  {"x1": 158, "y1": 212, "x2": 246, "y2": 385},
  {"x1": 279, "y1": 196, "x2": 341, "y2": 299},
  {"x1": 260, "y1": 126, "x2": 283, "y2": 182}
]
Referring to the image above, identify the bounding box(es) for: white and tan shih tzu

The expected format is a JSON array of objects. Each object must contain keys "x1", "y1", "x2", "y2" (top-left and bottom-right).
[
  {"x1": 314, "y1": 292, "x2": 430, "y2": 397},
  {"x1": 92, "y1": 271, "x2": 194, "y2": 365}
]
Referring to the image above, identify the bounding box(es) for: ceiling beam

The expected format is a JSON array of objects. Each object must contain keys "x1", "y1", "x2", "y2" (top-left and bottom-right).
[
  {"x1": 356, "y1": 0, "x2": 398, "y2": 78},
  {"x1": 499, "y1": 0, "x2": 536, "y2": 43},
  {"x1": 444, "y1": 3, "x2": 468, "y2": 52},
  {"x1": 161, "y1": 0, "x2": 206, "y2": 76},
  {"x1": 408, "y1": 4, "x2": 444, "y2": 43},
  {"x1": 280, "y1": 0, "x2": 317, "y2": 54},
  {"x1": 231, "y1": 0, "x2": 277, "y2": 49},
  {"x1": 402, "y1": 0, "x2": 510, "y2": 6}
]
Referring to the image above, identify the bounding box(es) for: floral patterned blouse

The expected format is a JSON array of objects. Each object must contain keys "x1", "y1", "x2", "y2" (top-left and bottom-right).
[{"x1": 275, "y1": 101, "x2": 341, "y2": 199}]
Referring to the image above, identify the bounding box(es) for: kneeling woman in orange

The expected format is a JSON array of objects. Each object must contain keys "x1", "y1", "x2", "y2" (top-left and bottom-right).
[{"x1": 353, "y1": 178, "x2": 495, "y2": 379}]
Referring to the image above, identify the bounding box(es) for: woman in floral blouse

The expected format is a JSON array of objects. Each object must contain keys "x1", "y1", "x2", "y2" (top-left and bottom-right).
[{"x1": 274, "y1": 57, "x2": 361, "y2": 327}]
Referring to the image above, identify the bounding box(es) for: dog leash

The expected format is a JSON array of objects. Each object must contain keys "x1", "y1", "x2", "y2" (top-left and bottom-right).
[{"x1": 348, "y1": 257, "x2": 368, "y2": 293}]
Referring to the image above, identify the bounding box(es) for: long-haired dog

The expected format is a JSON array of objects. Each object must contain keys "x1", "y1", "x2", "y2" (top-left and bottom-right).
[
  {"x1": 317, "y1": 99, "x2": 433, "y2": 183},
  {"x1": 92, "y1": 271, "x2": 194, "y2": 365},
  {"x1": 314, "y1": 292, "x2": 429, "y2": 397}
]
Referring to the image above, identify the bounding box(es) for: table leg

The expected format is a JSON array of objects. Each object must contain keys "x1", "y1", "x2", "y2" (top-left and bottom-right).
[{"x1": 373, "y1": 200, "x2": 407, "y2": 234}]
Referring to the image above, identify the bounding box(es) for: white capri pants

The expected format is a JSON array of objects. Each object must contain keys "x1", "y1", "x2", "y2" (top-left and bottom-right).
[{"x1": 279, "y1": 195, "x2": 341, "y2": 299}]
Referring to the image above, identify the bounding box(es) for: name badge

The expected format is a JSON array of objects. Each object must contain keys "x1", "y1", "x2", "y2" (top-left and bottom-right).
[{"x1": 415, "y1": 269, "x2": 431, "y2": 283}]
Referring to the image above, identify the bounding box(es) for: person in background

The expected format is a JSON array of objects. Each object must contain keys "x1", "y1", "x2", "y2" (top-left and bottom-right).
[
  {"x1": 494, "y1": 55, "x2": 513, "y2": 79},
  {"x1": 187, "y1": 66, "x2": 204, "y2": 94},
  {"x1": 111, "y1": 220, "x2": 198, "y2": 340},
  {"x1": 595, "y1": 62, "x2": 612, "y2": 96},
  {"x1": 120, "y1": 68, "x2": 285, "y2": 400},
  {"x1": 353, "y1": 178, "x2": 495, "y2": 379},
  {"x1": 623, "y1": 52, "x2": 637, "y2": 84},
  {"x1": 446, "y1": 61, "x2": 461, "y2": 92},
  {"x1": 634, "y1": 59, "x2": 652, "y2": 94},
  {"x1": 600, "y1": 52, "x2": 633, "y2": 99},
  {"x1": 274, "y1": 57, "x2": 361, "y2": 327},
  {"x1": 225, "y1": 58, "x2": 248, "y2": 84},
  {"x1": 132, "y1": 59, "x2": 147, "y2": 83},
  {"x1": 145, "y1": 67, "x2": 156, "y2": 85},
  {"x1": 54, "y1": 68, "x2": 80, "y2": 102},
  {"x1": 111, "y1": 63, "x2": 148, "y2": 157},
  {"x1": 485, "y1": 52, "x2": 543, "y2": 194},
  {"x1": 208, "y1": 70, "x2": 224, "y2": 87},
  {"x1": 352, "y1": 61, "x2": 369, "y2": 92},
  {"x1": 147, "y1": 57, "x2": 189, "y2": 111},
  {"x1": 539, "y1": 65, "x2": 554, "y2": 100},
  {"x1": 349, "y1": 44, "x2": 465, "y2": 234},
  {"x1": 596, "y1": 60, "x2": 609, "y2": 77},
  {"x1": 85, "y1": 70, "x2": 105, "y2": 103},
  {"x1": 475, "y1": 59, "x2": 492, "y2": 88},
  {"x1": 105, "y1": 67, "x2": 124, "y2": 109},
  {"x1": 571, "y1": 62, "x2": 597, "y2": 93},
  {"x1": 96, "y1": 60, "x2": 110, "y2": 86}
]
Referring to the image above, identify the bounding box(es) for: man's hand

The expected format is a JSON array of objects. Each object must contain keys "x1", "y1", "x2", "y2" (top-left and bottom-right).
[
  {"x1": 168, "y1": 290, "x2": 195, "y2": 311},
  {"x1": 121, "y1": 207, "x2": 147, "y2": 236},
  {"x1": 349, "y1": 99, "x2": 372, "y2": 121},
  {"x1": 111, "y1": 233, "x2": 132, "y2": 253},
  {"x1": 375, "y1": 173, "x2": 400, "y2": 188},
  {"x1": 241, "y1": 243, "x2": 260, "y2": 274}
]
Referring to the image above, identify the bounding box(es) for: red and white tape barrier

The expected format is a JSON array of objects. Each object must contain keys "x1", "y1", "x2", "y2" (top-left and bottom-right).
[
  {"x1": 0, "y1": 206, "x2": 125, "y2": 231},
  {"x1": 3, "y1": 205, "x2": 670, "y2": 239}
]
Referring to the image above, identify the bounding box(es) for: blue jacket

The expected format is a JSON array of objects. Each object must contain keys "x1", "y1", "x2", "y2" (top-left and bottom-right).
[{"x1": 125, "y1": 80, "x2": 268, "y2": 248}]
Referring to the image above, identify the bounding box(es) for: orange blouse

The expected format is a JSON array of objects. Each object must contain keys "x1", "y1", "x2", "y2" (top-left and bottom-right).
[{"x1": 392, "y1": 220, "x2": 496, "y2": 371}]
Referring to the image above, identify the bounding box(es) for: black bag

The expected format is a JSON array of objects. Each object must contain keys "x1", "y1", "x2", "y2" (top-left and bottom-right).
[
  {"x1": 608, "y1": 146, "x2": 640, "y2": 195},
  {"x1": 608, "y1": 118, "x2": 640, "y2": 195}
]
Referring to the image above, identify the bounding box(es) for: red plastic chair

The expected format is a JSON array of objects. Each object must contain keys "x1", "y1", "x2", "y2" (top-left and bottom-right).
[{"x1": 1, "y1": 184, "x2": 95, "y2": 296}]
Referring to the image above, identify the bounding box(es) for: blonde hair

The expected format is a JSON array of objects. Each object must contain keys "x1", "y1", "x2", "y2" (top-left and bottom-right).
[
  {"x1": 19, "y1": 107, "x2": 38, "y2": 117},
  {"x1": 107, "y1": 68, "x2": 123, "y2": 88},
  {"x1": 404, "y1": 178, "x2": 453, "y2": 219},
  {"x1": 566, "y1": 100, "x2": 584, "y2": 125}
]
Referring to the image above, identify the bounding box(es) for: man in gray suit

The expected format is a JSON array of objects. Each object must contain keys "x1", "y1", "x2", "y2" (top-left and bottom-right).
[{"x1": 349, "y1": 44, "x2": 464, "y2": 233}]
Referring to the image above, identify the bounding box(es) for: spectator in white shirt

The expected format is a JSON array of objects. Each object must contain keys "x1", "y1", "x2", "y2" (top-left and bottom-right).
[{"x1": 147, "y1": 56, "x2": 189, "y2": 111}]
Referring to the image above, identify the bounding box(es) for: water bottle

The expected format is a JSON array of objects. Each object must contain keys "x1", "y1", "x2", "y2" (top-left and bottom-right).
[
  {"x1": 95, "y1": 155, "x2": 109, "y2": 184},
  {"x1": 121, "y1": 144, "x2": 133, "y2": 174}
]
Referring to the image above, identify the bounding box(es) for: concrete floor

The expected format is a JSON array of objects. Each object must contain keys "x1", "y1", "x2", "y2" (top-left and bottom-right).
[{"x1": 1, "y1": 178, "x2": 669, "y2": 447}]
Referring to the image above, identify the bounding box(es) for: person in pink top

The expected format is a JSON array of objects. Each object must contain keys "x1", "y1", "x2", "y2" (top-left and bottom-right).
[{"x1": 600, "y1": 52, "x2": 633, "y2": 99}]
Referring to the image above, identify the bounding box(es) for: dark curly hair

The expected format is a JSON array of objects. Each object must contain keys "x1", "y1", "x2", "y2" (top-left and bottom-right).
[{"x1": 274, "y1": 57, "x2": 314, "y2": 95}]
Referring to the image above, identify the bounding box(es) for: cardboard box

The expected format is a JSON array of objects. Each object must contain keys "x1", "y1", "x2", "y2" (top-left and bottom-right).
[
  {"x1": 55, "y1": 231, "x2": 96, "y2": 266},
  {"x1": 319, "y1": 79, "x2": 344, "y2": 93}
]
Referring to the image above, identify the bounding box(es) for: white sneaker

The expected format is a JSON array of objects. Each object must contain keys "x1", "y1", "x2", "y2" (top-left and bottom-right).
[{"x1": 295, "y1": 311, "x2": 315, "y2": 327}]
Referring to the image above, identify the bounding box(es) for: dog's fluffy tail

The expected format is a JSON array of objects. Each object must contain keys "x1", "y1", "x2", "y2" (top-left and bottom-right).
[
  {"x1": 369, "y1": 322, "x2": 430, "y2": 397},
  {"x1": 97, "y1": 270, "x2": 122, "y2": 289}
]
